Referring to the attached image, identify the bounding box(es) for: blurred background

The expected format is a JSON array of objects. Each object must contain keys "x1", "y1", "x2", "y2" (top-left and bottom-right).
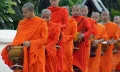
[{"x1": 0, "y1": 0, "x2": 120, "y2": 29}]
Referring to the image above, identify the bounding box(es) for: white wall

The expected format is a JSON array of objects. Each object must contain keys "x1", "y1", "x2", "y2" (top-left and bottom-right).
[{"x1": 0, "y1": 30, "x2": 16, "y2": 72}]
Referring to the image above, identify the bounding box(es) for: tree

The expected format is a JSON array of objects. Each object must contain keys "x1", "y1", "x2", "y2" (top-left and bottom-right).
[{"x1": 0, "y1": 0, "x2": 17, "y2": 29}]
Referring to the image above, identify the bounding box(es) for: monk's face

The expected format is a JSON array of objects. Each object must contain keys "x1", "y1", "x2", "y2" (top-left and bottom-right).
[
  {"x1": 41, "y1": 13, "x2": 51, "y2": 22},
  {"x1": 72, "y1": 6, "x2": 80, "y2": 16},
  {"x1": 101, "y1": 12, "x2": 109, "y2": 21},
  {"x1": 81, "y1": 8, "x2": 88, "y2": 16},
  {"x1": 113, "y1": 16, "x2": 120, "y2": 24},
  {"x1": 91, "y1": 14, "x2": 100, "y2": 22},
  {"x1": 50, "y1": 0, "x2": 60, "y2": 7},
  {"x1": 22, "y1": 8, "x2": 33, "y2": 18}
]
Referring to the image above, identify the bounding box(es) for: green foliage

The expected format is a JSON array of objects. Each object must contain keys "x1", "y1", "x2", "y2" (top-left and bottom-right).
[
  {"x1": 111, "y1": 9, "x2": 120, "y2": 21},
  {"x1": 59, "y1": 0, "x2": 82, "y2": 15},
  {"x1": 59, "y1": 0, "x2": 82, "y2": 7},
  {"x1": 1, "y1": 0, "x2": 120, "y2": 29},
  {"x1": 69, "y1": 0, "x2": 82, "y2": 7},
  {"x1": 0, "y1": 0, "x2": 17, "y2": 29}
]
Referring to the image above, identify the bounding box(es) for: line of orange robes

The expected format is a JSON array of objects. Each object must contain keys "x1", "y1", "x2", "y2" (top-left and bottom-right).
[{"x1": 2, "y1": 6, "x2": 120, "y2": 72}]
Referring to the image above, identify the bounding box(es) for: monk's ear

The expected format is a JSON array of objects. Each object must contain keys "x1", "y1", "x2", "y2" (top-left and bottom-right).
[{"x1": 31, "y1": 10, "x2": 34, "y2": 12}]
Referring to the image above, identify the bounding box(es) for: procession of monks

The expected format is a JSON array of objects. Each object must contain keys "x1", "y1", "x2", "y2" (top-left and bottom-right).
[{"x1": 1, "y1": 0, "x2": 120, "y2": 72}]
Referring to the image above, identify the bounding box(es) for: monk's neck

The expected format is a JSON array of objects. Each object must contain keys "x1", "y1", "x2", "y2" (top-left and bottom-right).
[
  {"x1": 30, "y1": 14, "x2": 35, "y2": 19},
  {"x1": 119, "y1": 25, "x2": 120, "y2": 27},
  {"x1": 101, "y1": 20, "x2": 109, "y2": 25},
  {"x1": 27, "y1": 14, "x2": 36, "y2": 19},
  {"x1": 51, "y1": 5, "x2": 59, "y2": 8}
]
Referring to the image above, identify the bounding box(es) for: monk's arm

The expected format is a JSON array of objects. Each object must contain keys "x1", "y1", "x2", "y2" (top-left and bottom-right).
[
  {"x1": 31, "y1": 22, "x2": 48, "y2": 46},
  {"x1": 46, "y1": 26, "x2": 60, "y2": 48},
  {"x1": 83, "y1": 18, "x2": 92, "y2": 40},
  {"x1": 113, "y1": 28, "x2": 119, "y2": 40},
  {"x1": 59, "y1": 9, "x2": 69, "y2": 29},
  {"x1": 63, "y1": 21, "x2": 77, "y2": 42}
]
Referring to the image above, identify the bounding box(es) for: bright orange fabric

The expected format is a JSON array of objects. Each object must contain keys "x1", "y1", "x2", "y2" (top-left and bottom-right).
[
  {"x1": 116, "y1": 62, "x2": 120, "y2": 71},
  {"x1": 104, "y1": 22, "x2": 118, "y2": 40},
  {"x1": 112, "y1": 26, "x2": 120, "y2": 71},
  {"x1": 62, "y1": 17, "x2": 77, "y2": 72},
  {"x1": 48, "y1": 6, "x2": 69, "y2": 72},
  {"x1": 48, "y1": 6, "x2": 69, "y2": 30},
  {"x1": 87, "y1": 17, "x2": 98, "y2": 35},
  {"x1": 88, "y1": 23, "x2": 108, "y2": 72},
  {"x1": 117, "y1": 26, "x2": 120, "y2": 38},
  {"x1": 45, "y1": 22, "x2": 60, "y2": 72},
  {"x1": 1, "y1": 16, "x2": 48, "y2": 72},
  {"x1": 72, "y1": 16, "x2": 92, "y2": 72},
  {"x1": 112, "y1": 52, "x2": 120, "y2": 71},
  {"x1": 100, "y1": 21, "x2": 119, "y2": 72}
]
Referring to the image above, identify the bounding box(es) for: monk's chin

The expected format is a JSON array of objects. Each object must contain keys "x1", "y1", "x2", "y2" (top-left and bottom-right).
[
  {"x1": 51, "y1": 4, "x2": 58, "y2": 7},
  {"x1": 73, "y1": 15, "x2": 79, "y2": 17}
]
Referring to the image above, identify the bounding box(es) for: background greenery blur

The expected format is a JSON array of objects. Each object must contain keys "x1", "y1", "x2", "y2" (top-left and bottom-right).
[{"x1": 0, "y1": 0, "x2": 120, "y2": 29}]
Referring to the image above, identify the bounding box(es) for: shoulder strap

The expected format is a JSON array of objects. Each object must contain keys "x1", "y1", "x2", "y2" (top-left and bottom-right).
[{"x1": 78, "y1": 17, "x2": 86, "y2": 27}]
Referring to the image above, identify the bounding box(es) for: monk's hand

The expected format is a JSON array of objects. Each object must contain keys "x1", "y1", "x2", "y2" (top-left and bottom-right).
[
  {"x1": 23, "y1": 41, "x2": 30, "y2": 48},
  {"x1": 113, "y1": 40, "x2": 117, "y2": 44},
  {"x1": 78, "y1": 34, "x2": 84, "y2": 39},
  {"x1": 92, "y1": 40, "x2": 99, "y2": 46},
  {"x1": 107, "y1": 39, "x2": 113, "y2": 45}
]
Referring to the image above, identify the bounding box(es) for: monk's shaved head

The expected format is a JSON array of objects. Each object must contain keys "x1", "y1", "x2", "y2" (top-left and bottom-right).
[
  {"x1": 114, "y1": 16, "x2": 120, "y2": 19},
  {"x1": 22, "y1": 2, "x2": 35, "y2": 18},
  {"x1": 92, "y1": 12, "x2": 100, "y2": 16},
  {"x1": 101, "y1": 10, "x2": 110, "y2": 22},
  {"x1": 41, "y1": 9, "x2": 51, "y2": 22},
  {"x1": 80, "y1": 5, "x2": 88, "y2": 16},
  {"x1": 81, "y1": 5, "x2": 88, "y2": 9},
  {"x1": 41, "y1": 9, "x2": 51, "y2": 15},
  {"x1": 22, "y1": 2, "x2": 34, "y2": 11},
  {"x1": 72, "y1": 4, "x2": 81, "y2": 16},
  {"x1": 91, "y1": 12, "x2": 100, "y2": 22},
  {"x1": 113, "y1": 16, "x2": 120, "y2": 24},
  {"x1": 63, "y1": 6, "x2": 69, "y2": 12},
  {"x1": 73, "y1": 4, "x2": 81, "y2": 9},
  {"x1": 101, "y1": 10, "x2": 109, "y2": 15}
]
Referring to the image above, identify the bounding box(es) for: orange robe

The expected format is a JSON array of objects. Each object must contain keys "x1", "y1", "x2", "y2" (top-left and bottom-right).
[
  {"x1": 48, "y1": 6, "x2": 68, "y2": 30},
  {"x1": 116, "y1": 62, "x2": 120, "y2": 71},
  {"x1": 72, "y1": 16, "x2": 92, "y2": 72},
  {"x1": 87, "y1": 17, "x2": 98, "y2": 35},
  {"x1": 62, "y1": 17, "x2": 77, "y2": 72},
  {"x1": 1, "y1": 16, "x2": 48, "y2": 72},
  {"x1": 87, "y1": 17, "x2": 98, "y2": 58},
  {"x1": 45, "y1": 22, "x2": 60, "y2": 72},
  {"x1": 88, "y1": 23, "x2": 107, "y2": 72},
  {"x1": 100, "y1": 21, "x2": 119, "y2": 72},
  {"x1": 48, "y1": 6, "x2": 69, "y2": 72},
  {"x1": 112, "y1": 25, "x2": 120, "y2": 71}
]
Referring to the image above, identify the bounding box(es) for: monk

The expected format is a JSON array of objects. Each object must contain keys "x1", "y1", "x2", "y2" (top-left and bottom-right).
[
  {"x1": 72, "y1": 4, "x2": 92, "y2": 72},
  {"x1": 80, "y1": 5, "x2": 98, "y2": 57},
  {"x1": 99, "y1": 11, "x2": 119, "y2": 72},
  {"x1": 88, "y1": 12, "x2": 108, "y2": 72},
  {"x1": 113, "y1": 16, "x2": 120, "y2": 39},
  {"x1": 112, "y1": 16, "x2": 120, "y2": 71},
  {"x1": 41, "y1": 9, "x2": 60, "y2": 72},
  {"x1": 48, "y1": 0, "x2": 68, "y2": 29},
  {"x1": 1, "y1": 2, "x2": 48, "y2": 72},
  {"x1": 62, "y1": 6, "x2": 77, "y2": 72},
  {"x1": 48, "y1": 0, "x2": 69, "y2": 72}
]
